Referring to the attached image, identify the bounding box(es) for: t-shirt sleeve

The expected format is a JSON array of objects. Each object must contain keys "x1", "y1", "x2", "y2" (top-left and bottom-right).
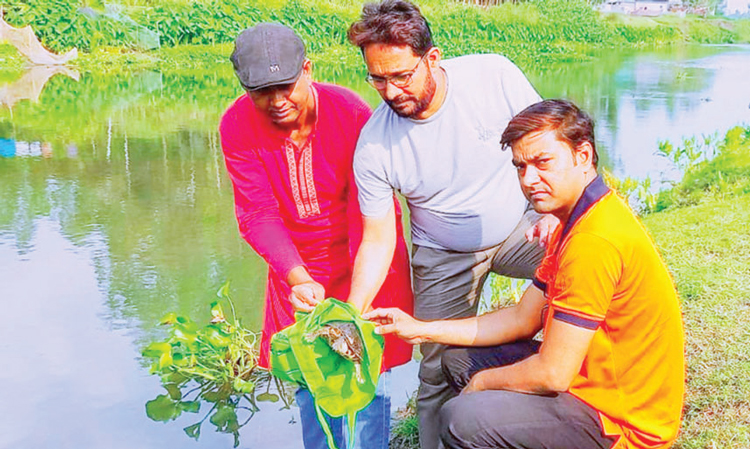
[
  {"x1": 353, "y1": 140, "x2": 395, "y2": 218},
  {"x1": 498, "y1": 57, "x2": 542, "y2": 116},
  {"x1": 549, "y1": 232, "x2": 622, "y2": 330}
]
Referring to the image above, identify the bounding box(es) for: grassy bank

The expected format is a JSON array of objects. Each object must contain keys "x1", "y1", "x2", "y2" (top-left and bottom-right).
[
  {"x1": 390, "y1": 125, "x2": 750, "y2": 449},
  {"x1": 646, "y1": 196, "x2": 750, "y2": 448},
  {"x1": 649, "y1": 127, "x2": 750, "y2": 449},
  {"x1": 1, "y1": 0, "x2": 750, "y2": 72}
]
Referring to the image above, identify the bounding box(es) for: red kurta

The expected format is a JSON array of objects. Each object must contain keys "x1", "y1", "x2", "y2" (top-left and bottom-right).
[{"x1": 220, "y1": 83, "x2": 413, "y2": 370}]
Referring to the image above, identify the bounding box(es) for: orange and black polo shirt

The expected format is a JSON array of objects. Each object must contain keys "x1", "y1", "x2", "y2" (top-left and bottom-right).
[{"x1": 534, "y1": 176, "x2": 685, "y2": 449}]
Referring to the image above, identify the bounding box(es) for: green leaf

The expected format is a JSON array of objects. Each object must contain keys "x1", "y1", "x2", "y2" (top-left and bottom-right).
[
  {"x1": 184, "y1": 422, "x2": 201, "y2": 441},
  {"x1": 216, "y1": 281, "x2": 231, "y2": 299},
  {"x1": 172, "y1": 352, "x2": 190, "y2": 367},
  {"x1": 210, "y1": 405, "x2": 239, "y2": 433},
  {"x1": 165, "y1": 383, "x2": 182, "y2": 401},
  {"x1": 159, "y1": 351, "x2": 174, "y2": 369},
  {"x1": 202, "y1": 389, "x2": 230, "y2": 403},
  {"x1": 179, "y1": 400, "x2": 201, "y2": 413},
  {"x1": 172, "y1": 326, "x2": 198, "y2": 345},
  {"x1": 142, "y1": 342, "x2": 172, "y2": 358},
  {"x1": 165, "y1": 371, "x2": 188, "y2": 385},
  {"x1": 256, "y1": 392, "x2": 279, "y2": 403},
  {"x1": 232, "y1": 378, "x2": 255, "y2": 394},
  {"x1": 203, "y1": 326, "x2": 231, "y2": 348},
  {"x1": 145, "y1": 395, "x2": 182, "y2": 422},
  {"x1": 159, "y1": 312, "x2": 178, "y2": 325},
  {"x1": 210, "y1": 301, "x2": 226, "y2": 324}
]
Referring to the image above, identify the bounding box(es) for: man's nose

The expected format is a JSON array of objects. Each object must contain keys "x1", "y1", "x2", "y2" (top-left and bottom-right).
[
  {"x1": 382, "y1": 81, "x2": 401, "y2": 100},
  {"x1": 270, "y1": 90, "x2": 286, "y2": 105},
  {"x1": 520, "y1": 166, "x2": 540, "y2": 186}
]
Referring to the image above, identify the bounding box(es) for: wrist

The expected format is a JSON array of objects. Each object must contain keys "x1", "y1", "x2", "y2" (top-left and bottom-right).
[
  {"x1": 347, "y1": 295, "x2": 369, "y2": 314},
  {"x1": 419, "y1": 319, "x2": 438, "y2": 343},
  {"x1": 287, "y1": 265, "x2": 313, "y2": 286}
]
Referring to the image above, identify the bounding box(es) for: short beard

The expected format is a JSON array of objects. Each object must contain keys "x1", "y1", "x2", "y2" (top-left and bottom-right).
[{"x1": 386, "y1": 70, "x2": 437, "y2": 119}]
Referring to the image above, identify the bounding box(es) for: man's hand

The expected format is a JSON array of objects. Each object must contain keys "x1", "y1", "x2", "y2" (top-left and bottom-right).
[
  {"x1": 462, "y1": 370, "x2": 488, "y2": 394},
  {"x1": 362, "y1": 307, "x2": 428, "y2": 345},
  {"x1": 289, "y1": 280, "x2": 325, "y2": 313},
  {"x1": 287, "y1": 266, "x2": 325, "y2": 313},
  {"x1": 525, "y1": 214, "x2": 559, "y2": 247}
]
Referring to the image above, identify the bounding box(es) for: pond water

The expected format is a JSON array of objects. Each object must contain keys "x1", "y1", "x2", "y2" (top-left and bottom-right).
[{"x1": 1, "y1": 44, "x2": 749, "y2": 449}]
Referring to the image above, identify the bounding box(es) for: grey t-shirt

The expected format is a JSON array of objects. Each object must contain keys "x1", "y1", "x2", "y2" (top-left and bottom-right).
[{"x1": 354, "y1": 54, "x2": 542, "y2": 252}]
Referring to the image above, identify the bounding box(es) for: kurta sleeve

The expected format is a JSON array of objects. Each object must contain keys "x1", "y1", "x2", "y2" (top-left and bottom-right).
[
  {"x1": 346, "y1": 97, "x2": 373, "y2": 265},
  {"x1": 220, "y1": 112, "x2": 305, "y2": 280}
]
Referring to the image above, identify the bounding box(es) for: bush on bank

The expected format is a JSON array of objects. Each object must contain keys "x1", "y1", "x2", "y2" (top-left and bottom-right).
[
  {"x1": 655, "y1": 126, "x2": 750, "y2": 211},
  {"x1": 2, "y1": 0, "x2": 750, "y2": 61}
]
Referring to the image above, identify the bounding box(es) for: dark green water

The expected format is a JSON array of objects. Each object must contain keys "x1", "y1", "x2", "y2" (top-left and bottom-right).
[{"x1": 1, "y1": 44, "x2": 749, "y2": 449}]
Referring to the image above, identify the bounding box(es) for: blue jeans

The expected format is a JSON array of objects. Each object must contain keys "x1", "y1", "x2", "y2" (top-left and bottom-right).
[{"x1": 295, "y1": 370, "x2": 391, "y2": 449}]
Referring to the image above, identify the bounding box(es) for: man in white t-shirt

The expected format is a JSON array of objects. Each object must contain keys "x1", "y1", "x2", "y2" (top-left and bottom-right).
[{"x1": 341, "y1": 1, "x2": 555, "y2": 447}]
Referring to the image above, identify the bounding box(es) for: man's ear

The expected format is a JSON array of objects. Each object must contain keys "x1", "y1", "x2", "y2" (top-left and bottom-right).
[
  {"x1": 574, "y1": 141, "x2": 595, "y2": 168},
  {"x1": 425, "y1": 46, "x2": 442, "y2": 69},
  {"x1": 302, "y1": 59, "x2": 313, "y2": 78}
]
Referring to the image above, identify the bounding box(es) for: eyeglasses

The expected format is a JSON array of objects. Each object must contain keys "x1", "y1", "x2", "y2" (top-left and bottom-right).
[{"x1": 365, "y1": 55, "x2": 426, "y2": 89}]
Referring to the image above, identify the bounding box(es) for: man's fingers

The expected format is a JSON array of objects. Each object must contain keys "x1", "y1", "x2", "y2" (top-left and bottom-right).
[
  {"x1": 374, "y1": 323, "x2": 397, "y2": 335},
  {"x1": 363, "y1": 308, "x2": 395, "y2": 321},
  {"x1": 539, "y1": 221, "x2": 554, "y2": 247},
  {"x1": 291, "y1": 296, "x2": 315, "y2": 313},
  {"x1": 311, "y1": 286, "x2": 326, "y2": 301},
  {"x1": 525, "y1": 226, "x2": 537, "y2": 243},
  {"x1": 294, "y1": 285, "x2": 321, "y2": 303}
]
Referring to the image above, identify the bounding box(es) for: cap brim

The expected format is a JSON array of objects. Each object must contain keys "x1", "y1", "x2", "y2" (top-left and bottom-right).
[{"x1": 241, "y1": 68, "x2": 303, "y2": 91}]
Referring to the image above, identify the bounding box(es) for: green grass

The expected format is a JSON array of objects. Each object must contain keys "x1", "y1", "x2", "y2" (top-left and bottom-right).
[
  {"x1": 390, "y1": 392, "x2": 420, "y2": 449},
  {"x1": 644, "y1": 195, "x2": 750, "y2": 449}
]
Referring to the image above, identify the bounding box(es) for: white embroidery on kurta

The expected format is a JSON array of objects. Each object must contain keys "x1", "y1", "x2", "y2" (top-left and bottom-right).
[{"x1": 284, "y1": 139, "x2": 320, "y2": 219}]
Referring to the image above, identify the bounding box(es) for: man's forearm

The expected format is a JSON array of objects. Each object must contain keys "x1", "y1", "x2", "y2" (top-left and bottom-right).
[
  {"x1": 411, "y1": 305, "x2": 533, "y2": 347},
  {"x1": 415, "y1": 285, "x2": 546, "y2": 346},
  {"x1": 470, "y1": 354, "x2": 564, "y2": 395},
  {"x1": 348, "y1": 239, "x2": 395, "y2": 313},
  {"x1": 348, "y1": 210, "x2": 397, "y2": 313},
  {"x1": 467, "y1": 316, "x2": 598, "y2": 395}
]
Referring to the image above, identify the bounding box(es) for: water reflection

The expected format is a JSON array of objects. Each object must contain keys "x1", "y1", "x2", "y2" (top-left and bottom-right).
[
  {"x1": 1, "y1": 44, "x2": 749, "y2": 448},
  {"x1": 528, "y1": 44, "x2": 750, "y2": 182},
  {"x1": 0, "y1": 65, "x2": 79, "y2": 108}
]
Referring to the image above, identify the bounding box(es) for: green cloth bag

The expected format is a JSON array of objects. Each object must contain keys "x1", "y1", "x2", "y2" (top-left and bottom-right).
[{"x1": 270, "y1": 298, "x2": 384, "y2": 449}]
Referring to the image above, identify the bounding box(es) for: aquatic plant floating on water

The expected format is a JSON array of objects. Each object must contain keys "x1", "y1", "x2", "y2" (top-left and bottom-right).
[{"x1": 142, "y1": 282, "x2": 292, "y2": 447}]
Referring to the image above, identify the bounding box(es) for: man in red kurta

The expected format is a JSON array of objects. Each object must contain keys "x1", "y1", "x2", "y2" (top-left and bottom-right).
[{"x1": 219, "y1": 23, "x2": 413, "y2": 449}]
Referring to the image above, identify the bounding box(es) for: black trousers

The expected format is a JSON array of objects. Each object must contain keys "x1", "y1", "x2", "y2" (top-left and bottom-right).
[{"x1": 438, "y1": 341, "x2": 616, "y2": 449}]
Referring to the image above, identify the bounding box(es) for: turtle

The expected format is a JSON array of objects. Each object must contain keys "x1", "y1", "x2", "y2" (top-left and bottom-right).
[{"x1": 305, "y1": 321, "x2": 365, "y2": 383}]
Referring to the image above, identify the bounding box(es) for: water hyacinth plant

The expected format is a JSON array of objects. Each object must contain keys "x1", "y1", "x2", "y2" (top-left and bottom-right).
[{"x1": 142, "y1": 282, "x2": 292, "y2": 447}]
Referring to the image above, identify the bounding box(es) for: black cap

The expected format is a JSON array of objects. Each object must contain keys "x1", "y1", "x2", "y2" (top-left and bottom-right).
[{"x1": 230, "y1": 23, "x2": 306, "y2": 91}]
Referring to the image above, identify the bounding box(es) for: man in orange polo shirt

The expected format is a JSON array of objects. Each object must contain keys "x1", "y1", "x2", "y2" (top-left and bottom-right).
[{"x1": 365, "y1": 99, "x2": 685, "y2": 449}]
